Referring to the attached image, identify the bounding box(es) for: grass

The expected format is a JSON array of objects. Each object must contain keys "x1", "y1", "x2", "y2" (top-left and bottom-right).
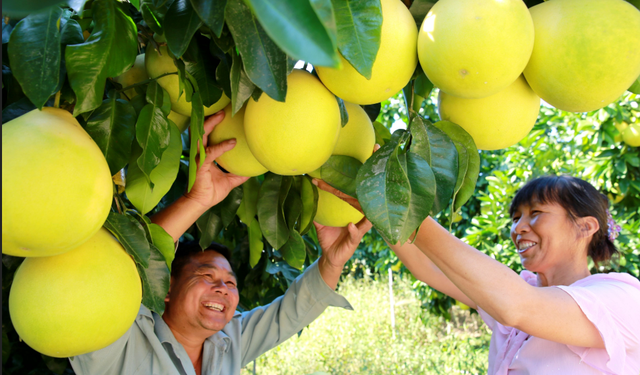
[{"x1": 241, "y1": 274, "x2": 491, "y2": 375}]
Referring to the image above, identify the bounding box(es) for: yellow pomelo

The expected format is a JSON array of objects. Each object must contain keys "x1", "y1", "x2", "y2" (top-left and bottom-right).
[
  {"x1": 244, "y1": 70, "x2": 341, "y2": 175},
  {"x1": 9, "y1": 228, "x2": 142, "y2": 358},
  {"x1": 418, "y1": 0, "x2": 534, "y2": 99},
  {"x1": 523, "y1": 0, "x2": 640, "y2": 112},
  {"x1": 145, "y1": 45, "x2": 230, "y2": 116},
  {"x1": 114, "y1": 54, "x2": 148, "y2": 100},
  {"x1": 438, "y1": 75, "x2": 540, "y2": 150},
  {"x1": 2, "y1": 108, "x2": 112, "y2": 257},
  {"x1": 614, "y1": 121, "x2": 629, "y2": 143},
  {"x1": 314, "y1": 189, "x2": 364, "y2": 227},
  {"x1": 315, "y1": 0, "x2": 418, "y2": 105},
  {"x1": 168, "y1": 110, "x2": 190, "y2": 133},
  {"x1": 623, "y1": 123, "x2": 640, "y2": 147},
  {"x1": 209, "y1": 104, "x2": 268, "y2": 177},
  {"x1": 308, "y1": 101, "x2": 375, "y2": 178}
]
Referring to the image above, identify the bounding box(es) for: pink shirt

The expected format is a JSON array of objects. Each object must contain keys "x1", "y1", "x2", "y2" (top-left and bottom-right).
[{"x1": 478, "y1": 271, "x2": 640, "y2": 375}]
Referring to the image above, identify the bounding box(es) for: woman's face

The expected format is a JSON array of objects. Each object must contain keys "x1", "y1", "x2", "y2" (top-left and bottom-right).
[{"x1": 510, "y1": 200, "x2": 587, "y2": 274}]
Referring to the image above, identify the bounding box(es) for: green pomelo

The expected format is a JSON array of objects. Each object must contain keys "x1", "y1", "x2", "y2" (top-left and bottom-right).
[
  {"x1": 114, "y1": 54, "x2": 148, "y2": 100},
  {"x1": 523, "y1": 0, "x2": 640, "y2": 112},
  {"x1": 316, "y1": 0, "x2": 418, "y2": 105},
  {"x1": 2, "y1": 108, "x2": 112, "y2": 257},
  {"x1": 9, "y1": 228, "x2": 142, "y2": 358},
  {"x1": 418, "y1": 0, "x2": 534, "y2": 99},
  {"x1": 623, "y1": 123, "x2": 640, "y2": 147},
  {"x1": 314, "y1": 189, "x2": 364, "y2": 227},
  {"x1": 244, "y1": 70, "x2": 341, "y2": 175},
  {"x1": 145, "y1": 45, "x2": 230, "y2": 116},
  {"x1": 438, "y1": 75, "x2": 540, "y2": 150},
  {"x1": 210, "y1": 104, "x2": 268, "y2": 177},
  {"x1": 168, "y1": 110, "x2": 190, "y2": 133}
]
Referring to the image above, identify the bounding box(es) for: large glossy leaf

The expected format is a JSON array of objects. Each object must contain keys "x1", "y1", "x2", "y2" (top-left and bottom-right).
[
  {"x1": 85, "y1": 93, "x2": 137, "y2": 175},
  {"x1": 225, "y1": 0, "x2": 288, "y2": 102},
  {"x1": 229, "y1": 52, "x2": 256, "y2": 115},
  {"x1": 136, "y1": 103, "x2": 172, "y2": 186},
  {"x1": 188, "y1": 91, "x2": 205, "y2": 192},
  {"x1": 332, "y1": 0, "x2": 382, "y2": 79},
  {"x1": 298, "y1": 175, "x2": 318, "y2": 235},
  {"x1": 65, "y1": 0, "x2": 137, "y2": 115},
  {"x1": 244, "y1": 0, "x2": 339, "y2": 68},
  {"x1": 628, "y1": 74, "x2": 640, "y2": 95},
  {"x1": 197, "y1": 186, "x2": 243, "y2": 249},
  {"x1": 237, "y1": 177, "x2": 261, "y2": 225},
  {"x1": 126, "y1": 121, "x2": 182, "y2": 215},
  {"x1": 191, "y1": 0, "x2": 227, "y2": 37},
  {"x1": 337, "y1": 96, "x2": 349, "y2": 127},
  {"x1": 257, "y1": 173, "x2": 291, "y2": 249},
  {"x1": 432, "y1": 120, "x2": 480, "y2": 212},
  {"x1": 137, "y1": 244, "x2": 171, "y2": 314},
  {"x1": 400, "y1": 152, "x2": 437, "y2": 241},
  {"x1": 146, "y1": 81, "x2": 171, "y2": 116},
  {"x1": 104, "y1": 211, "x2": 151, "y2": 268},
  {"x1": 284, "y1": 184, "x2": 303, "y2": 231},
  {"x1": 316, "y1": 155, "x2": 362, "y2": 197},
  {"x1": 8, "y1": 7, "x2": 62, "y2": 109},
  {"x1": 60, "y1": 18, "x2": 84, "y2": 45},
  {"x1": 165, "y1": 0, "x2": 202, "y2": 58},
  {"x1": 183, "y1": 35, "x2": 223, "y2": 107},
  {"x1": 373, "y1": 120, "x2": 391, "y2": 146},
  {"x1": 3, "y1": 0, "x2": 66, "y2": 17},
  {"x1": 248, "y1": 219, "x2": 264, "y2": 268},
  {"x1": 148, "y1": 223, "x2": 175, "y2": 271},
  {"x1": 280, "y1": 230, "x2": 306, "y2": 270}
]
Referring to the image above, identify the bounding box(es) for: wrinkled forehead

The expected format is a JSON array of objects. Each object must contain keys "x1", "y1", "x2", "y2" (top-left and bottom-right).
[{"x1": 187, "y1": 251, "x2": 237, "y2": 279}]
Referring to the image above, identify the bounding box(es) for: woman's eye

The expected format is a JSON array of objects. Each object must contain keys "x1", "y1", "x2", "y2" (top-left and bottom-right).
[{"x1": 512, "y1": 216, "x2": 520, "y2": 223}]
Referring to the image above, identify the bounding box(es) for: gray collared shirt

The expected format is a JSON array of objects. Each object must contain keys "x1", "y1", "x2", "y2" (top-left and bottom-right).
[{"x1": 70, "y1": 261, "x2": 352, "y2": 375}]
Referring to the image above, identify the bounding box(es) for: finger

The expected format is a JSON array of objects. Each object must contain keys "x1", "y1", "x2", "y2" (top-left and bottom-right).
[
  {"x1": 227, "y1": 174, "x2": 250, "y2": 189},
  {"x1": 205, "y1": 139, "x2": 237, "y2": 161},
  {"x1": 355, "y1": 216, "x2": 373, "y2": 235},
  {"x1": 373, "y1": 143, "x2": 381, "y2": 153},
  {"x1": 202, "y1": 111, "x2": 226, "y2": 146},
  {"x1": 346, "y1": 222, "x2": 362, "y2": 248},
  {"x1": 312, "y1": 179, "x2": 353, "y2": 199},
  {"x1": 313, "y1": 221, "x2": 326, "y2": 234}
]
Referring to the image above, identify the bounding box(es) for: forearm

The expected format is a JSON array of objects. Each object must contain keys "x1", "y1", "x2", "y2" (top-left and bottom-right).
[
  {"x1": 317, "y1": 256, "x2": 344, "y2": 290},
  {"x1": 150, "y1": 195, "x2": 211, "y2": 242},
  {"x1": 412, "y1": 217, "x2": 531, "y2": 324}
]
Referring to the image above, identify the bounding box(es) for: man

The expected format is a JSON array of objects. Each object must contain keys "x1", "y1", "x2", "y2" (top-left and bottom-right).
[{"x1": 70, "y1": 112, "x2": 372, "y2": 375}]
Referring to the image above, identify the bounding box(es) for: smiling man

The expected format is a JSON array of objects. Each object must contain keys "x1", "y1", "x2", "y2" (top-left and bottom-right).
[{"x1": 70, "y1": 112, "x2": 372, "y2": 375}]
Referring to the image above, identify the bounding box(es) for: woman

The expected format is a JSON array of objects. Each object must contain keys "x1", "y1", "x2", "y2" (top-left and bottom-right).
[{"x1": 315, "y1": 175, "x2": 640, "y2": 374}]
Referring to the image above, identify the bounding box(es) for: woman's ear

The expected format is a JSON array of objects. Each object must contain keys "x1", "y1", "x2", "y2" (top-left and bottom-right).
[{"x1": 578, "y1": 216, "x2": 600, "y2": 238}]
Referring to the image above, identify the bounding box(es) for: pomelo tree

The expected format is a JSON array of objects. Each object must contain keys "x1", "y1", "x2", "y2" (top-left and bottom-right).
[{"x1": 2, "y1": 0, "x2": 640, "y2": 373}]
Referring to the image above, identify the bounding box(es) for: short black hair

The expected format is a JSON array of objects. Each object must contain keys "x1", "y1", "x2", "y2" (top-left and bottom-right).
[
  {"x1": 171, "y1": 240, "x2": 235, "y2": 279},
  {"x1": 509, "y1": 175, "x2": 618, "y2": 266}
]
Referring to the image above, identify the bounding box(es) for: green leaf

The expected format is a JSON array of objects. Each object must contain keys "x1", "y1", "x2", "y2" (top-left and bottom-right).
[
  {"x1": 104, "y1": 211, "x2": 151, "y2": 268},
  {"x1": 409, "y1": 0, "x2": 436, "y2": 28},
  {"x1": 136, "y1": 104, "x2": 172, "y2": 186},
  {"x1": 85, "y1": 93, "x2": 137, "y2": 175},
  {"x1": 432, "y1": 120, "x2": 480, "y2": 212},
  {"x1": 191, "y1": 0, "x2": 227, "y2": 37},
  {"x1": 8, "y1": 7, "x2": 62, "y2": 109},
  {"x1": 280, "y1": 230, "x2": 306, "y2": 270},
  {"x1": 414, "y1": 70, "x2": 434, "y2": 99},
  {"x1": 229, "y1": 51, "x2": 256, "y2": 115},
  {"x1": 183, "y1": 34, "x2": 223, "y2": 107},
  {"x1": 628, "y1": 74, "x2": 640, "y2": 95},
  {"x1": 126, "y1": 121, "x2": 182, "y2": 214},
  {"x1": 317, "y1": 155, "x2": 362, "y2": 197},
  {"x1": 400, "y1": 152, "x2": 437, "y2": 241},
  {"x1": 248, "y1": 219, "x2": 264, "y2": 268},
  {"x1": 225, "y1": 0, "x2": 288, "y2": 101},
  {"x1": 165, "y1": 0, "x2": 203, "y2": 58},
  {"x1": 298, "y1": 175, "x2": 318, "y2": 235},
  {"x1": 332, "y1": 0, "x2": 382, "y2": 79},
  {"x1": 42, "y1": 355, "x2": 68, "y2": 375},
  {"x1": 148, "y1": 223, "x2": 175, "y2": 271},
  {"x1": 137, "y1": 244, "x2": 171, "y2": 314},
  {"x1": 188, "y1": 91, "x2": 205, "y2": 192},
  {"x1": 218, "y1": 186, "x2": 244, "y2": 227},
  {"x1": 65, "y1": 0, "x2": 137, "y2": 115},
  {"x1": 237, "y1": 177, "x2": 261, "y2": 225},
  {"x1": 244, "y1": 0, "x2": 339, "y2": 68},
  {"x1": 141, "y1": 2, "x2": 163, "y2": 34},
  {"x1": 284, "y1": 183, "x2": 303, "y2": 231},
  {"x1": 146, "y1": 81, "x2": 171, "y2": 116},
  {"x1": 337, "y1": 96, "x2": 349, "y2": 127},
  {"x1": 2, "y1": 330, "x2": 10, "y2": 366},
  {"x1": 215, "y1": 51, "x2": 232, "y2": 97},
  {"x1": 257, "y1": 173, "x2": 291, "y2": 249},
  {"x1": 60, "y1": 18, "x2": 84, "y2": 45},
  {"x1": 196, "y1": 209, "x2": 223, "y2": 249},
  {"x1": 310, "y1": 0, "x2": 338, "y2": 48},
  {"x1": 3, "y1": 0, "x2": 66, "y2": 17},
  {"x1": 373, "y1": 120, "x2": 391, "y2": 146}
]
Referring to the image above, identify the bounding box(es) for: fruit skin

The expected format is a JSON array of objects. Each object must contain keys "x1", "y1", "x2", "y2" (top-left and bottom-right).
[
  {"x1": 209, "y1": 104, "x2": 268, "y2": 177},
  {"x1": 418, "y1": 0, "x2": 534, "y2": 99},
  {"x1": 145, "y1": 45, "x2": 230, "y2": 116},
  {"x1": 614, "y1": 121, "x2": 629, "y2": 143},
  {"x1": 168, "y1": 110, "x2": 190, "y2": 133},
  {"x1": 114, "y1": 54, "x2": 148, "y2": 100},
  {"x1": 623, "y1": 123, "x2": 640, "y2": 147},
  {"x1": 315, "y1": 0, "x2": 418, "y2": 105},
  {"x1": 2, "y1": 108, "x2": 113, "y2": 257},
  {"x1": 9, "y1": 228, "x2": 142, "y2": 358},
  {"x1": 244, "y1": 70, "x2": 341, "y2": 175},
  {"x1": 438, "y1": 75, "x2": 540, "y2": 150},
  {"x1": 524, "y1": 0, "x2": 640, "y2": 112},
  {"x1": 314, "y1": 189, "x2": 364, "y2": 227}
]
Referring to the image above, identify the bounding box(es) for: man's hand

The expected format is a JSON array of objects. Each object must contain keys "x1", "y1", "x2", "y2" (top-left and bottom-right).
[{"x1": 184, "y1": 111, "x2": 249, "y2": 209}]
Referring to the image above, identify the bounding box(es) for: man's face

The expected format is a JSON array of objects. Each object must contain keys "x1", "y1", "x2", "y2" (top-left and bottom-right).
[{"x1": 163, "y1": 251, "x2": 239, "y2": 337}]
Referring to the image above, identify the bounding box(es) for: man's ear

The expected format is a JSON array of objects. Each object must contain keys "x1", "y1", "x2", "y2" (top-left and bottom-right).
[
  {"x1": 579, "y1": 216, "x2": 600, "y2": 238},
  {"x1": 164, "y1": 276, "x2": 175, "y2": 303}
]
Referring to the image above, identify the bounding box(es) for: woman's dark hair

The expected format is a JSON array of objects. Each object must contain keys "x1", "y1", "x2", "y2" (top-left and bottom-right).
[
  {"x1": 509, "y1": 175, "x2": 618, "y2": 267},
  {"x1": 170, "y1": 240, "x2": 235, "y2": 279}
]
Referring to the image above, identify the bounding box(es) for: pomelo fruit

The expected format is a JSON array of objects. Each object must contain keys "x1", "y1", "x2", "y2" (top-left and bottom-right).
[
  {"x1": 315, "y1": 0, "x2": 418, "y2": 105},
  {"x1": 145, "y1": 45, "x2": 230, "y2": 117},
  {"x1": 9, "y1": 228, "x2": 142, "y2": 358},
  {"x1": 614, "y1": 121, "x2": 629, "y2": 143},
  {"x1": 623, "y1": 123, "x2": 640, "y2": 147},
  {"x1": 114, "y1": 54, "x2": 148, "y2": 100},
  {"x1": 209, "y1": 104, "x2": 268, "y2": 177},
  {"x1": 244, "y1": 70, "x2": 341, "y2": 175},
  {"x1": 314, "y1": 189, "x2": 364, "y2": 228},
  {"x1": 523, "y1": 0, "x2": 640, "y2": 112},
  {"x1": 417, "y1": 0, "x2": 534, "y2": 99},
  {"x1": 2, "y1": 108, "x2": 112, "y2": 257},
  {"x1": 168, "y1": 110, "x2": 190, "y2": 133},
  {"x1": 438, "y1": 75, "x2": 540, "y2": 150}
]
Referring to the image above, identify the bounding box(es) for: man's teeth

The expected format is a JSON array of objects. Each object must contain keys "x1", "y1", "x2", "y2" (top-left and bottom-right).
[
  {"x1": 204, "y1": 303, "x2": 224, "y2": 312},
  {"x1": 518, "y1": 241, "x2": 537, "y2": 252}
]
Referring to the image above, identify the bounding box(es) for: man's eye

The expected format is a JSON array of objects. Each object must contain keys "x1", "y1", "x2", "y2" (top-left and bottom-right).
[{"x1": 512, "y1": 216, "x2": 520, "y2": 223}]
